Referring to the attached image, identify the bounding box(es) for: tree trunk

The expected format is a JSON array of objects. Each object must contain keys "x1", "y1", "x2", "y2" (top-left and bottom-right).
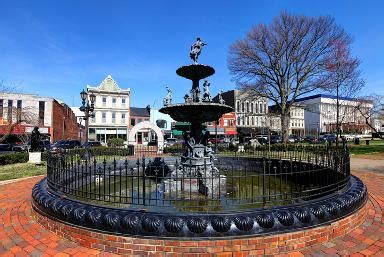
[{"x1": 281, "y1": 113, "x2": 290, "y2": 144}]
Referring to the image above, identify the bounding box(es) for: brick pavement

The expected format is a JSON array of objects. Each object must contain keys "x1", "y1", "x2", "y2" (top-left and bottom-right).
[{"x1": 0, "y1": 166, "x2": 383, "y2": 256}]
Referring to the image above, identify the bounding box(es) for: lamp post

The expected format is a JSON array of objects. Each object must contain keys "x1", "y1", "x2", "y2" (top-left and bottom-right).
[{"x1": 79, "y1": 89, "x2": 96, "y2": 145}]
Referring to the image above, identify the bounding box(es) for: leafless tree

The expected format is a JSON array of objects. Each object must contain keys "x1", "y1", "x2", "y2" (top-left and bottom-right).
[
  {"x1": 0, "y1": 81, "x2": 38, "y2": 143},
  {"x1": 228, "y1": 12, "x2": 359, "y2": 143},
  {"x1": 323, "y1": 39, "x2": 364, "y2": 145},
  {"x1": 0, "y1": 105, "x2": 38, "y2": 143},
  {"x1": 354, "y1": 94, "x2": 384, "y2": 139}
]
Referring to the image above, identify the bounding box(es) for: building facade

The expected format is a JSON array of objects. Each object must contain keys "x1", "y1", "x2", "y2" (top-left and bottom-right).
[
  {"x1": 295, "y1": 94, "x2": 373, "y2": 135},
  {"x1": 205, "y1": 112, "x2": 237, "y2": 137},
  {"x1": 269, "y1": 105, "x2": 305, "y2": 136},
  {"x1": 87, "y1": 75, "x2": 131, "y2": 144},
  {"x1": 129, "y1": 107, "x2": 152, "y2": 144},
  {"x1": 0, "y1": 93, "x2": 79, "y2": 142},
  {"x1": 217, "y1": 90, "x2": 269, "y2": 136}
]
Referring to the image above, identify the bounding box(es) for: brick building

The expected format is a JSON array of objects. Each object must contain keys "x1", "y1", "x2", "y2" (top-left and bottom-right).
[
  {"x1": 0, "y1": 92, "x2": 79, "y2": 142},
  {"x1": 206, "y1": 112, "x2": 237, "y2": 137}
]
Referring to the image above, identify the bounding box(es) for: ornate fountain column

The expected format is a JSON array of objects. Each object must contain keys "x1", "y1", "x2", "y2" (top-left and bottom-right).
[{"x1": 160, "y1": 38, "x2": 233, "y2": 197}]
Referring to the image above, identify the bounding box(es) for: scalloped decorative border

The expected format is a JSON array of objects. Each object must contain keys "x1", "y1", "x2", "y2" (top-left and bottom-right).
[{"x1": 32, "y1": 175, "x2": 367, "y2": 238}]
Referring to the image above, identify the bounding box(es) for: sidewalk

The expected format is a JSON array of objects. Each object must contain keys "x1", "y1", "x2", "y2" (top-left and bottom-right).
[{"x1": 0, "y1": 160, "x2": 383, "y2": 256}]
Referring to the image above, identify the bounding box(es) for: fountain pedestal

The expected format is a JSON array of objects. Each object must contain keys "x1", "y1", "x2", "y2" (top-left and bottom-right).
[{"x1": 159, "y1": 41, "x2": 233, "y2": 199}]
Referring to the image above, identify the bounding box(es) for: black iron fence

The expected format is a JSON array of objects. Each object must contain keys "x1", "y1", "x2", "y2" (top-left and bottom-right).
[{"x1": 46, "y1": 146, "x2": 350, "y2": 213}]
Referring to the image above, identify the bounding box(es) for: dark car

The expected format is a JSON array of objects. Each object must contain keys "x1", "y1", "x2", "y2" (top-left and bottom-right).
[
  {"x1": 12, "y1": 142, "x2": 28, "y2": 152},
  {"x1": 289, "y1": 135, "x2": 301, "y2": 143},
  {"x1": 52, "y1": 140, "x2": 81, "y2": 150},
  {"x1": 304, "y1": 135, "x2": 317, "y2": 143},
  {"x1": 270, "y1": 135, "x2": 282, "y2": 144},
  {"x1": 320, "y1": 134, "x2": 337, "y2": 143},
  {"x1": 0, "y1": 143, "x2": 13, "y2": 152},
  {"x1": 82, "y1": 141, "x2": 102, "y2": 148}
]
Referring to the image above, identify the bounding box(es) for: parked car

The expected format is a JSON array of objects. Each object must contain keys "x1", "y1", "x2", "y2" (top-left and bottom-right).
[
  {"x1": 270, "y1": 135, "x2": 282, "y2": 144},
  {"x1": 0, "y1": 143, "x2": 13, "y2": 152},
  {"x1": 320, "y1": 134, "x2": 337, "y2": 143},
  {"x1": 82, "y1": 141, "x2": 102, "y2": 148},
  {"x1": 52, "y1": 140, "x2": 81, "y2": 150},
  {"x1": 12, "y1": 142, "x2": 28, "y2": 152},
  {"x1": 304, "y1": 135, "x2": 318, "y2": 143},
  {"x1": 289, "y1": 135, "x2": 301, "y2": 143}
]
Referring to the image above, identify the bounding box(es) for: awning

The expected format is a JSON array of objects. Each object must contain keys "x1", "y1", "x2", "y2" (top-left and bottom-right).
[{"x1": 206, "y1": 127, "x2": 225, "y2": 135}]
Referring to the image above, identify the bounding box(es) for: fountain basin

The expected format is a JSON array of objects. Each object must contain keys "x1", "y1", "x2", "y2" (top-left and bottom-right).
[
  {"x1": 176, "y1": 64, "x2": 215, "y2": 81},
  {"x1": 160, "y1": 102, "x2": 233, "y2": 123}
]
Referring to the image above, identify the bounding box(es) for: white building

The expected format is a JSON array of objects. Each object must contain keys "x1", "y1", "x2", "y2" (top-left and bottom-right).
[
  {"x1": 295, "y1": 94, "x2": 373, "y2": 135},
  {"x1": 87, "y1": 75, "x2": 131, "y2": 144},
  {"x1": 269, "y1": 104, "x2": 305, "y2": 136},
  {"x1": 218, "y1": 90, "x2": 269, "y2": 136}
]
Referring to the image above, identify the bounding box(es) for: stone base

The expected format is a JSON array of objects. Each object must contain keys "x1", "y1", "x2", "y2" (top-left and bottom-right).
[
  {"x1": 32, "y1": 200, "x2": 367, "y2": 256},
  {"x1": 28, "y1": 152, "x2": 42, "y2": 164},
  {"x1": 163, "y1": 175, "x2": 226, "y2": 198}
]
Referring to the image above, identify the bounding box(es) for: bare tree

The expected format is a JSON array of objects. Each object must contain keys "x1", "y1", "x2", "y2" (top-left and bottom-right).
[
  {"x1": 355, "y1": 94, "x2": 384, "y2": 139},
  {"x1": 228, "y1": 12, "x2": 357, "y2": 143},
  {"x1": 323, "y1": 39, "x2": 364, "y2": 145},
  {"x1": 0, "y1": 105, "x2": 38, "y2": 143}
]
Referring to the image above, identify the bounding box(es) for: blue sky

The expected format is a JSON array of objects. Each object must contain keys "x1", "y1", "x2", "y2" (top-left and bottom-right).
[{"x1": 1, "y1": 0, "x2": 383, "y2": 109}]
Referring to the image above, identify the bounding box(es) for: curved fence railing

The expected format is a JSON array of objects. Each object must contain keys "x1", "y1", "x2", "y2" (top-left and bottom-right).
[{"x1": 46, "y1": 146, "x2": 350, "y2": 213}]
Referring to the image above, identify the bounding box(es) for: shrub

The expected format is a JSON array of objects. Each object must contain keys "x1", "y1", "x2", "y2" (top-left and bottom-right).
[
  {"x1": 0, "y1": 152, "x2": 29, "y2": 165},
  {"x1": 107, "y1": 138, "x2": 125, "y2": 147}
]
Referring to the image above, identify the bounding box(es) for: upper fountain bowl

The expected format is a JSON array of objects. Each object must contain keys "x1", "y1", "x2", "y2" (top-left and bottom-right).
[{"x1": 176, "y1": 64, "x2": 215, "y2": 81}]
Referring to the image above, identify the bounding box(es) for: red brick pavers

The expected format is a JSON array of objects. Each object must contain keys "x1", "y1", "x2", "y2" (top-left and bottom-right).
[{"x1": 0, "y1": 168, "x2": 383, "y2": 256}]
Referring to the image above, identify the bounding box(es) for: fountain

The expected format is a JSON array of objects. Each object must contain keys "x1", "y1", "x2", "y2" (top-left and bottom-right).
[{"x1": 160, "y1": 38, "x2": 233, "y2": 197}]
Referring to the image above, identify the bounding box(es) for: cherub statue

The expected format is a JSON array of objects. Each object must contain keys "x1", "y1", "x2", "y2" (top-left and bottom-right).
[
  {"x1": 218, "y1": 90, "x2": 225, "y2": 104},
  {"x1": 203, "y1": 80, "x2": 211, "y2": 102},
  {"x1": 190, "y1": 37, "x2": 207, "y2": 64},
  {"x1": 163, "y1": 86, "x2": 172, "y2": 106}
]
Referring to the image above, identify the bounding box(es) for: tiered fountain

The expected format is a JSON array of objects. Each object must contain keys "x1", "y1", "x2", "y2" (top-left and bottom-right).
[{"x1": 159, "y1": 38, "x2": 233, "y2": 197}]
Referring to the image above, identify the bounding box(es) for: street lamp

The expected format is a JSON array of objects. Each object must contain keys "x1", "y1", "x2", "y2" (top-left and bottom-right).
[{"x1": 79, "y1": 89, "x2": 96, "y2": 145}]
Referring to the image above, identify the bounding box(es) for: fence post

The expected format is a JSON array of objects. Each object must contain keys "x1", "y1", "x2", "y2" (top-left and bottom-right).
[{"x1": 142, "y1": 156, "x2": 146, "y2": 205}]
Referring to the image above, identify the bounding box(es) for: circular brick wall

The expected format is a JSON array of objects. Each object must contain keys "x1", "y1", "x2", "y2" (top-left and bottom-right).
[{"x1": 32, "y1": 201, "x2": 367, "y2": 256}]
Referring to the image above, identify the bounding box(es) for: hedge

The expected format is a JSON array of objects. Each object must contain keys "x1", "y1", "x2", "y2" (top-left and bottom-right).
[{"x1": 0, "y1": 152, "x2": 29, "y2": 165}]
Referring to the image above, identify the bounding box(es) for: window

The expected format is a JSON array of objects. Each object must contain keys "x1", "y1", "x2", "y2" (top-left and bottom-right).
[
  {"x1": 259, "y1": 103, "x2": 263, "y2": 114},
  {"x1": 121, "y1": 113, "x2": 126, "y2": 124},
  {"x1": 112, "y1": 112, "x2": 116, "y2": 123},
  {"x1": 102, "y1": 112, "x2": 106, "y2": 123},
  {"x1": 102, "y1": 97, "x2": 107, "y2": 107},
  {"x1": 0, "y1": 99, "x2": 3, "y2": 117},
  {"x1": 91, "y1": 112, "x2": 96, "y2": 123},
  {"x1": 230, "y1": 119, "x2": 234, "y2": 126},
  {"x1": 246, "y1": 116, "x2": 249, "y2": 126},
  {"x1": 241, "y1": 102, "x2": 244, "y2": 113},
  {"x1": 256, "y1": 117, "x2": 259, "y2": 126},
  {"x1": 255, "y1": 103, "x2": 259, "y2": 113},
  {"x1": 246, "y1": 102, "x2": 249, "y2": 112},
  {"x1": 138, "y1": 118, "x2": 143, "y2": 123},
  {"x1": 112, "y1": 98, "x2": 116, "y2": 107},
  {"x1": 130, "y1": 118, "x2": 136, "y2": 126},
  {"x1": 236, "y1": 101, "x2": 240, "y2": 112},
  {"x1": 16, "y1": 100, "x2": 22, "y2": 121},
  {"x1": 251, "y1": 103, "x2": 254, "y2": 113},
  {"x1": 7, "y1": 100, "x2": 13, "y2": 123},
  {"x1": 122, "y1": 98, "x2": 126, "y2": 107},
  {"x1": 264, "y1": 104, "x2": 267, "y2": 113},
  {"x1": 224, "y1": 120, "x2": 228, "y2": 126},
  {"x1": 38, "y1": 101, "x2": 44, "y2": 125},
  {"x1": 251, "y1": 116, "x2": 254, "y2": 125}
]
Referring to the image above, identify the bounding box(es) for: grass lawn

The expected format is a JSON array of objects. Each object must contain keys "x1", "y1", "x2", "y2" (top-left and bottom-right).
[
  {"x1": 347, "y1": 140, "x2": 384, "y2": 155},
  {"x1": 0, "y1": 163, "x2": 46, "y2": 181}
]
